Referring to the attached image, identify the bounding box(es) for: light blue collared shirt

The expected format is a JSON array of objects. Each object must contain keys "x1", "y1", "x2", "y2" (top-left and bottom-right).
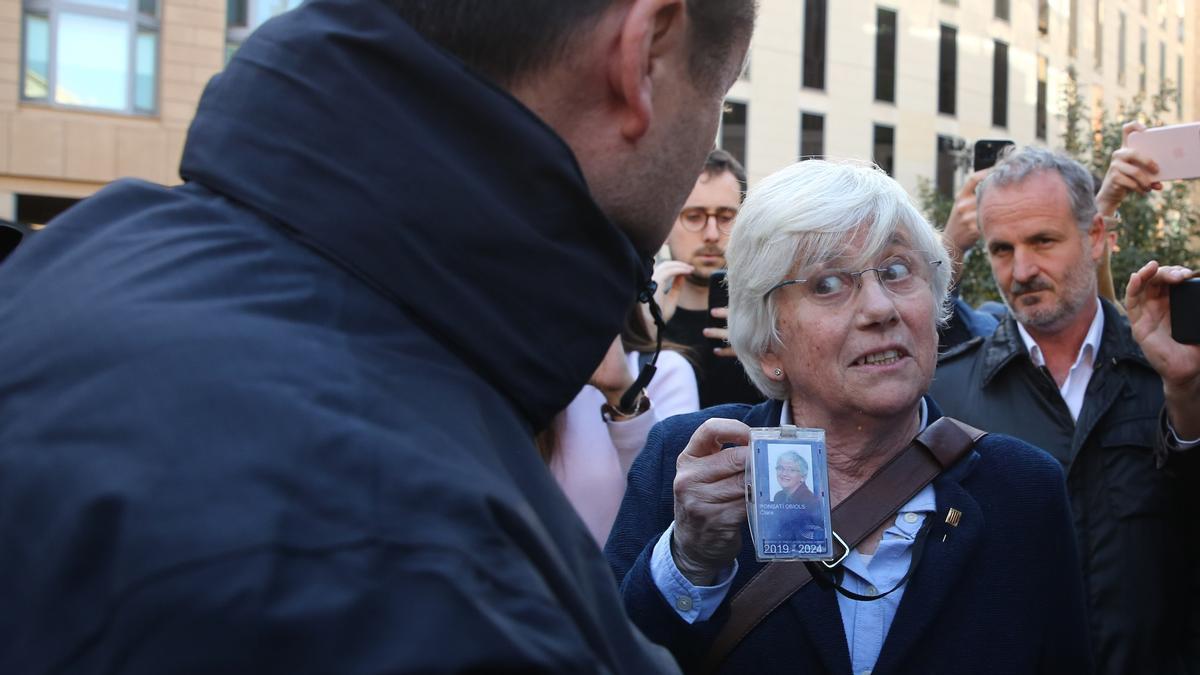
[{"x1": 650, "y1": 400, "x2": 934, "y2": 674}]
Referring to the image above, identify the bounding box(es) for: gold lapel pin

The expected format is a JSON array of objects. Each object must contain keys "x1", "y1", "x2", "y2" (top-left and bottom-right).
[
  {"x1": 945, "y1": 508, "x2": 962, "y2": 528},
  {"x1": 941, "y1": 508, "x2": 963, "y2": 542}
]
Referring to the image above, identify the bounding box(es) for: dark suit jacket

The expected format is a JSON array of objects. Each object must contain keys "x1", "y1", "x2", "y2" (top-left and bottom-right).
[{"x1": 606, "y1": 397, "x2": 1092, "y2": 675}]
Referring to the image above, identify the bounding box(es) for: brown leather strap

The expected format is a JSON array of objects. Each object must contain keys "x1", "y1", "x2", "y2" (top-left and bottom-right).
[{"x1": 701, "y1": 416, "x2": 985, "y2": 674}]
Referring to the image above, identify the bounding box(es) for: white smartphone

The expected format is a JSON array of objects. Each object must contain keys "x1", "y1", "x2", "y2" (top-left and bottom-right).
[{"x1": 1127, "y1": 122, "x2": 1200, "y2": 181}]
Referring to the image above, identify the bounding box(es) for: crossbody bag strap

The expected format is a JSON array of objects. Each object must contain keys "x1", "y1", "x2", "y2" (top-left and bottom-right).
[{"x1": 700, "y1": 416, "x2": 985, "y2": 674}]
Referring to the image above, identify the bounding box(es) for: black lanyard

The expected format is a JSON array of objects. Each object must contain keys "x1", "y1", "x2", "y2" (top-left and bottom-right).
[{"x1": 806, "y1": 516, "x2": 934, "y2": 602}]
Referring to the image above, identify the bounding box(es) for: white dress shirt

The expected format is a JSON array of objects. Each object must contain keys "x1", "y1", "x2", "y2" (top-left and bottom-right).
[{"x1": 1016, "y1": 297, "x2": 1198, "y2": 446}]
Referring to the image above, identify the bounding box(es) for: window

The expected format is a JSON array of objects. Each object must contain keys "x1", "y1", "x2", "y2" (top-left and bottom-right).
[
  {"x1": 227, "y1": 0, "x2": 303, "y2": 58},
  {"x1": 936, "y1": 135, "x2": 961, "y2": 199},
  {"x1": 1036, "y1": 55, "x2": 1048, "y2": 140},
  {"x1": 1069, "y1": 0, "x2": 1078, "y2": 57},
  {"x1": 1094, "y1": 0, "x2": 1104, "y2": 69},
  {"x1": 993, "y1": 41, "x2": 1008, "y2": 128},
  {"x1": 21, "y1": 0, "x2": 159, "y2": 114},
  {"x1": 995, "y1": 0, "x2": 1010, "y2": 21},
  {"x1": 800, "y1": 113, "x2": 824, "y2": 159},
  {"x1": 802, "y1": 0, "x2": 827, "y2": 90},
  {"x1": 875, "y1": 7, "x2": 897, "y2": 103},
  {"x1": 1139, "y1": 27, "x2": 1147, "y2": 93},
  {"x1": 938, "y1": 24, "x2": 957, "y2": 116},
  {"x1": 1177, "y1": 55, "x2": 1184, "y2": 117},
  {"x1": 1038, "y1": 0, "x2": 1050, "y2": 35},
  {"x1": 873, "y1": 125, "x2": 895, "y2": 176},
  {"x1": 719, "y1": 102, "x2": 748, "y2": 170},
  {"x1": 1118, "y1": 11, "x2": 1126, "y2": 85},
  {"x1": 1158, "y1": 41, "x2": 1165, "y2": 93}
]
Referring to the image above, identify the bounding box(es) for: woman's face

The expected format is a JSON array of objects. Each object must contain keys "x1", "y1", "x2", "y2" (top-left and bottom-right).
[
  {"x1": 776, "y1": 460, "x2": 806, "y2": 491},
  {"x1": 761, "y1": 235, "x2": 939, "y2": 423}
]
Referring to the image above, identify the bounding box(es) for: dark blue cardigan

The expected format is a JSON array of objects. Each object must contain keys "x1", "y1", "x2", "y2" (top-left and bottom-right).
[{"x1": 605, "y1": 397, "x2": 1092, "y2": 674}]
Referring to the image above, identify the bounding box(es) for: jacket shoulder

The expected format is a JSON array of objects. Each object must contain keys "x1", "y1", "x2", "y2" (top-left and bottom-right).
[{"x1": 968, "y1": 433, "x2": 1066, "y2": 490}]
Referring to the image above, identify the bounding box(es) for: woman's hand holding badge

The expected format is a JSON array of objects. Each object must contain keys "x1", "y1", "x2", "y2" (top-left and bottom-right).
[{"x1": 671, "y1": 418, "x2": 750, "y2": 586}]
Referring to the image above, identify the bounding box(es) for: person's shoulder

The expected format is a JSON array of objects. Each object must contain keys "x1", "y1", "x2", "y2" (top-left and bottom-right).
[
  {"x1": 937, "y1": 335, "x2": 985, "y2": 367},
  {"x1": 968, "y1": 432, "x2": 1066, "y2": 490},
  {"x1": 653, "y1": 348, "x2": 694, "y2": 377}
]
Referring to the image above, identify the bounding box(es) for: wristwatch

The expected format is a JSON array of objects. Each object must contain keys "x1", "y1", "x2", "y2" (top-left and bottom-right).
[{"x1": 600, "y1": 390, "x2": 650, "y2": 422}]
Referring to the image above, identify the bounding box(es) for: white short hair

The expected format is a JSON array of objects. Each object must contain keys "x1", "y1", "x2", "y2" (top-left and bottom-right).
[{"x1": 726, "y1": 160, "x2": 953, "y2": 401}]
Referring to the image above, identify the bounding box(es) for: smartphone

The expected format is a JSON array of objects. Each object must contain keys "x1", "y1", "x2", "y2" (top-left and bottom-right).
[
  {"x1": 1170, "y1": 278, "x2": 1200, "y2": 344},
  {"x1": 708, "y1": 269, "x2": 729, "y2": 332},
  {"x1": 1127, "y1": 122, "x2": 1200, "y2": 181},
  {"x1": 973, "y1": 139, "x2": 1015, "y2": 172}
]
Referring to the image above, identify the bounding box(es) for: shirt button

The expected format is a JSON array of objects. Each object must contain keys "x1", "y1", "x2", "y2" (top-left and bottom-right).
[
  {"x1": 676, "y1": 596, "x2": 693, "y2": 612},
  {"x1": 866, "y1": 585, "x2": 878, "y2": 595},
  {"x1": 904, "y1": 512, "x2": 919, "y2": 524}
]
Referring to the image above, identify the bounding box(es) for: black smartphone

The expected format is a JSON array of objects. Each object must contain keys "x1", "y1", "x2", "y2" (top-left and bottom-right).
[
  {"x1": 1170, "y1": 278, "x2": 1200, "y2": 344},
  {"x1": 708, "y1": 269, "x2": 729, "y2": 332},
  {"x1": 973, "y1": 139, "x2": 1015, "y2": 172}
]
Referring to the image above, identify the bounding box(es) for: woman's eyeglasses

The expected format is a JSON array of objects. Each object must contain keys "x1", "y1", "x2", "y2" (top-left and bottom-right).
[{"x1": 764, "y1": 255, "x2": 942, "y2": 306}]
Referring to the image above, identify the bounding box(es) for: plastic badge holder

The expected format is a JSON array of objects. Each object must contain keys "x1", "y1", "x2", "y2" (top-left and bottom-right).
[{"x1": 746, "y1": 426, "x2": 834, "y2": 562}]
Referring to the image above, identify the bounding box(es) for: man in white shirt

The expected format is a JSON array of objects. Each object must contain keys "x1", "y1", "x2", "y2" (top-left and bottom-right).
[{"x1": 931, "y1": 142, "x2": 1199, "y2": 675}]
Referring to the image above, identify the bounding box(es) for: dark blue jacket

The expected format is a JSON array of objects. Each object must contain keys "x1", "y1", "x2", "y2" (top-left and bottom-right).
[
  {"x1": 606, "y1": 397, "x2": 1092, "y2": 674},
  {"x1": 0, "y1": 1, "x2": 675, "y2": 672}
]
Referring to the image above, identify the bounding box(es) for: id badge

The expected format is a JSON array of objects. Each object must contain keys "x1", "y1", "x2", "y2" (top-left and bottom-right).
[{"x1": 746, "y1": 426, "x2": 834, "y2": 562}]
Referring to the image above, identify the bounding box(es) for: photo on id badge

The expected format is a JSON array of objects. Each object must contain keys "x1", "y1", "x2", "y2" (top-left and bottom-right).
[{"x1": 749, "y1": 430, "x2": 833, "y2": 561}]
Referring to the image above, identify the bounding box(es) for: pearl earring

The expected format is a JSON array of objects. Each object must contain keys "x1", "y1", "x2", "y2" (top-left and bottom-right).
[{"x1": 773, "y1": 368, "x2": 783, "y2": 378}]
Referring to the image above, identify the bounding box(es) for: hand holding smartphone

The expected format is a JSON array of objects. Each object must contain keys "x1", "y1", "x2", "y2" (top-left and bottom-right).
[
  {"x1": 1170, "y1": 278, "x2": 1200, "y2": 344},
  {"x1": 708, "y1": 269, "x2": 729, "y2": 333},
  {"x1": 973, "y1": 139, "x2": 1015, "y2": 172},
  {"x1": 1127, "y1": 122, "x2": 1200, "y2": 181}
]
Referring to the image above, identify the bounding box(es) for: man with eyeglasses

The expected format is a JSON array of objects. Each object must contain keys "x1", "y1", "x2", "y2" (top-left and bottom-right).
[{"x1": 658, "y1": 149, "x2": 763, "y2": 407}]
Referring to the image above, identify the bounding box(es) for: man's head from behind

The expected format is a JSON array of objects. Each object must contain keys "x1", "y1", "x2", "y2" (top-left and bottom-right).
[
  {"x1": 390, "y1": 0, "x2": 756, "y2": 254},
  {"x1": 667, "y1": 149, "x2": 746, "y2": 284},
  {"x1": 976, "y1": 147, "x2": 1105, "y2": 334}
]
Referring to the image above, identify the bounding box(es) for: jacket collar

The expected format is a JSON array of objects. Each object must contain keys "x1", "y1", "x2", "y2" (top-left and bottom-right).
[
  {"x1": 980, "y1": 297, "x2": 1149, "y2": 386},
  {"x1": 179, "y1": 0, "x2": 642, "y2": 430}
]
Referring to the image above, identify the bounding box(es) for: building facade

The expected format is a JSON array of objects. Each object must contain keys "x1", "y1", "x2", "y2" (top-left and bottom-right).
[
  {"x1": 719, "y1": 0, "x2": 1197, "y2": 198},
  {"x1": 0, "y1": 0, "x2": 1195, "y2": 232},
  {"x1": 0, "y1": 0, "x2": 296, "y2": 232}
]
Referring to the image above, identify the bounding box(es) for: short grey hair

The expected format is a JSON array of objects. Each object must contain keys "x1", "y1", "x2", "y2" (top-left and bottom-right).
[
  {"x1": 726, "y1": 160, "x2": 953, "y2": 401},
  {"x1": 776, "y1": 451, "x2": 808, "y2": 475},
  {"x1": 975, "y1": 146, "x2": 1097, "y2": 232}
]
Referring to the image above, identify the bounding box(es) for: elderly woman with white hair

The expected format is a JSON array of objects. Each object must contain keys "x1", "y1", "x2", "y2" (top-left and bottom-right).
[{"x1": 605, "y1": 160, "x2": 1090, "y2": 674}]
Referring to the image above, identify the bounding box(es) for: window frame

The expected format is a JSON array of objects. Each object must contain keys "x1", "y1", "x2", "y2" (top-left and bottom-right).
[
  {"x1": 20, "y1": 0, "x2": 160, "y2": 116},
  {"x1": 874, "y1": 6, "x2": 897, "y2": 104},
  {"x1": 802, "y1": 0, "x2": 828, "y2": 91},
  {"x1": 800, "y1": 112, "x2": 825, "y2": 160},
  {"x1": 937, "y1": 23, "x2": 957, "y2": 116},
  {"x1": 872, "y1": 123, "x2": 895, "y2": 176},
  {"x1": 992, "y1": 40, "x2": 1008, "y2": 128}
]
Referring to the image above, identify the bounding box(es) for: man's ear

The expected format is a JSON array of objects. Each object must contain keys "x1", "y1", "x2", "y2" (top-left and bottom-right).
[
  {"x1": 609, "y1": 0, "x2": 686, "y2": 142},
  {"x1": 1088, "y1": 212, "x2": 1107, "y2": 263}
]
